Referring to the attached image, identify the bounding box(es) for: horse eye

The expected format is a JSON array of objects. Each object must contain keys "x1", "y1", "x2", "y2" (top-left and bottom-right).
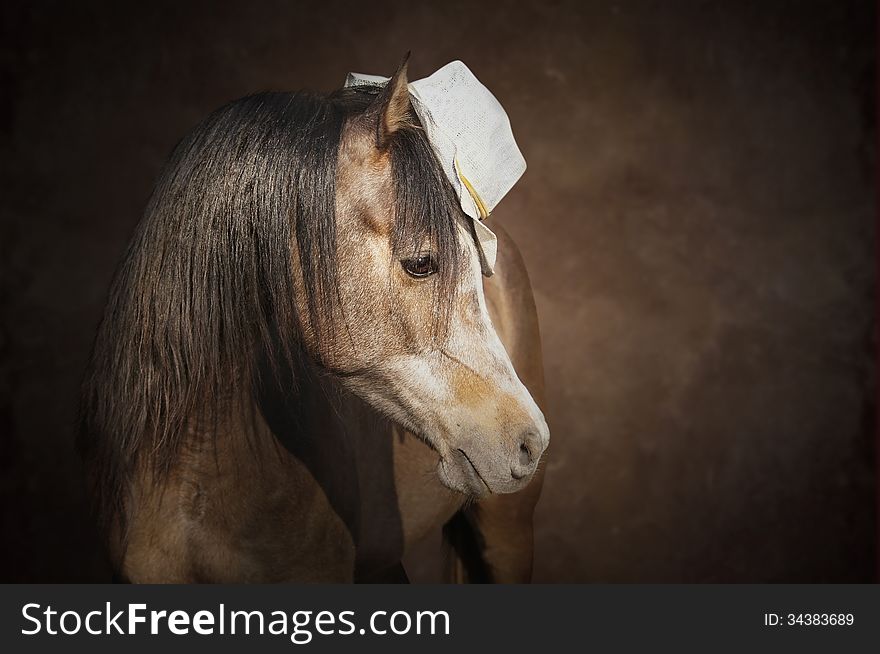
[{"x1": 401, "y1": 253, "x2": 438, "y2": 278}]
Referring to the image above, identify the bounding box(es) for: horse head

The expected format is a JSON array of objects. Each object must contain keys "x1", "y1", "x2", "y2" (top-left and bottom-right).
[{"x1": 296, "y1": 59, "x2": 549, "y2": 495}]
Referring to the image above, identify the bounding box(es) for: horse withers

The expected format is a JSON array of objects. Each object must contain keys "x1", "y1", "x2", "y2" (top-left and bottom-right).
[{"x1": 78, "y1": 59, "x2": 550, "y2": 583}]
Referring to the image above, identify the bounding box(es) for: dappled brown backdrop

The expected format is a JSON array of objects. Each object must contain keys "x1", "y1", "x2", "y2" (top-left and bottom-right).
[{"x1": 1, "y1": 0, "x2": 875, "y2": 581}]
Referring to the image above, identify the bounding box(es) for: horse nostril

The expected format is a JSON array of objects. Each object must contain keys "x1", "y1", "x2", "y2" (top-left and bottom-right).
[
  {"x1": 511, "y1": 432, "x2": 541, "y2": 480},
  {"x1": 518, "y1": 443, "x2": 531, "y2": 467}
]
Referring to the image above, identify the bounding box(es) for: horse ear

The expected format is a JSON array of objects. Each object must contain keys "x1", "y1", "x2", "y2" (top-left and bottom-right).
[{"x1": 373, "y1": 53, "x2": 411, "y2": 149}]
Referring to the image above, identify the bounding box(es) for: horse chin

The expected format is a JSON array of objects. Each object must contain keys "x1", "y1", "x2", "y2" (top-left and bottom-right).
[{"x1": 437, "y1": 454, "x2": 492, "y2": 498}]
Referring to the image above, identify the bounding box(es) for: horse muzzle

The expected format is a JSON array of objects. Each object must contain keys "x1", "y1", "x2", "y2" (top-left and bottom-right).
[{"x1": 438, "y1": 414, "x2": 549, "y2": 496}]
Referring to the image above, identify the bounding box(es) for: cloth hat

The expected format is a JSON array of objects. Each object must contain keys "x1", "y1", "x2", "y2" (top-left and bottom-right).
[{"x1": 344, "y1": 61, "x2": 527, "y2": 275}]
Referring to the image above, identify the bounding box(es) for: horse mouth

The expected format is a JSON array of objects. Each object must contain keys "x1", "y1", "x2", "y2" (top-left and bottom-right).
[{"x1": 455, "y1": 448, "x2": 492, "y2": 495}]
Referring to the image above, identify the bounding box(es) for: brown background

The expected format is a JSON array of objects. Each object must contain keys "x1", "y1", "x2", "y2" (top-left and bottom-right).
[{"x1": 1, "y1": 0, "x2": 876, "y2": 582}]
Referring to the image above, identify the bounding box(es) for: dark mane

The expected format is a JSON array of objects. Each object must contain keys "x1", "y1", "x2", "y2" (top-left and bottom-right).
[{"x1": 77, "y1": 86, "x2": 465, "y2": 535}]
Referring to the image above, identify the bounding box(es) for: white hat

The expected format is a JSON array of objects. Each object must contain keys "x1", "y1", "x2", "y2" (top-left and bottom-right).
[{"x1": 344, "y1": 60, "x2": 527, "y2": 275}]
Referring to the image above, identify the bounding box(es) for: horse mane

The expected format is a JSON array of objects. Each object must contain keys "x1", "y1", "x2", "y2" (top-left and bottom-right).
[{"x1": 77, "y1": 85, "x2": 465, "y2": 535}]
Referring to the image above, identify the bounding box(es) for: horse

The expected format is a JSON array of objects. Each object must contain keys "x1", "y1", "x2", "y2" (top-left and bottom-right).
[{"x1": 77, "y1": 59, "x2": 550, "y2": 583}]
